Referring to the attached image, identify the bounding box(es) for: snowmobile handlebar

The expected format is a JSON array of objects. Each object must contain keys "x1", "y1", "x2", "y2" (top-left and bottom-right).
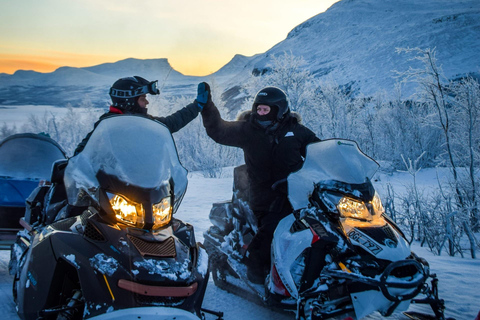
[
  {"x1": 322, "y1": 259, "x2": 428, "y2": 302},
  {"x1": 379, "y1": 259, "x2": 429, "y2": 302}
]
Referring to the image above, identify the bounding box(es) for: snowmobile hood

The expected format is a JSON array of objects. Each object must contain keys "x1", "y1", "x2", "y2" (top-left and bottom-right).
[
  {"x1": 288, "y1": 139, "x2": 379, "y2": 210},
  {"x1": 87, "y1": 306, "x2": 201, "y2": 320},
  {"x1": 64, "y1": 116, "x2": 188, "y2": 212}
]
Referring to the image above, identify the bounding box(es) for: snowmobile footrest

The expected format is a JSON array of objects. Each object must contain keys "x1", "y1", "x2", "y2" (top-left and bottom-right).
[
  {"x1": 201, "y1": 308, "x2": 224, "y2": 320},
  {"x1": 403, "y1": 311, "x2": 444, "y2": 320}
]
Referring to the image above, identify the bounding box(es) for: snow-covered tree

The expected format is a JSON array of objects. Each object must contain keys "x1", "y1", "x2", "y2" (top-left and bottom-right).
[
  {"x1": 314, "y1": 78, "x2": 349, "y2": 139},
  {"x1": 394, "y1": 48, "x2": 479, "y2": 256},
  {"x1": 167, "y1": 88, "x2": 242, "y2": 177},
  {"x1": 0, "y1": 122, "x2": 17, "y2": 140},
  {"x1": 240, "y1": 51, "x2": 322, "y2": 136},
  {"x1": 23, "y1": 101, "x2": 101, "y2": 156},
  {"x1": 396, "y1": 48, "x2": 463, "y2": 185},
  {"x1": 451, "y1": 77, "x2": 480, "y2": 232}
]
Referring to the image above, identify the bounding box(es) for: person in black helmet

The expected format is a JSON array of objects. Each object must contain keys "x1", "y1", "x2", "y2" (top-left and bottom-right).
[
  {"x1": 197, "y1": 82, "x2": 320, "y2": 284},
  {"x1": 73, "y1": 76, "x2": 203, "y2": 155}
]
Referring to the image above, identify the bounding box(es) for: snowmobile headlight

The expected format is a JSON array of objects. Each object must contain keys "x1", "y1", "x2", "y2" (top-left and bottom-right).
[
  {"x1": 337, "y1": 197, "x2": 372, "y2": 221},
  {"x1": 152, "y1": 197, "x2": 172, "y2": 230},
  {"x1": 108, "y1": 193, "x2": 145, "y2": 227},
  {"x1": 371, "y1": 192, "x2": 385, "y2": 215}
]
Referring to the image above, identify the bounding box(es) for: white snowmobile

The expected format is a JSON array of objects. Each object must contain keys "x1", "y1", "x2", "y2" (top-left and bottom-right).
[{"x1": 203, "y1": 139, "x2": 452, "y2": 320}]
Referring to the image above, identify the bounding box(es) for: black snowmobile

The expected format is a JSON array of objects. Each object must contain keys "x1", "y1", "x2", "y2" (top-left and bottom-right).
[
  {"x1": 9, "y1": 116, "x2": 211, "y2": 320},
  {"x1": 204, "y1": 139, "x2": 452, "y2": 320}
]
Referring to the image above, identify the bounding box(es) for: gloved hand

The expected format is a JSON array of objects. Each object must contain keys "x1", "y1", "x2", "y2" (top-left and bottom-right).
[{"x1": 196, "y1": 82, "x2": 211, "y2": 110}]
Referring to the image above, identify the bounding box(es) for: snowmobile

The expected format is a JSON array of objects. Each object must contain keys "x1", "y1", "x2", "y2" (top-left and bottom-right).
[
  {"x1": 9, "y1": 116, "x2": 212, "y2": 320},
  {"x1": 204, "y1": 139, "x2": 451, "y2": 320},
  {"x1": 0, "y1": 133, "x2": 66, "y2": 249}
]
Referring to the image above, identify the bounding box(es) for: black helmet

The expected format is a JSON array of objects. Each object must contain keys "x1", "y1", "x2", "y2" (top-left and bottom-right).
[
  {"x1": 252, "y1": 86, "x2": 290, "y2": 121},
  {"x1": 109, "y1": 76, "x2": 159, "y2": 112}
]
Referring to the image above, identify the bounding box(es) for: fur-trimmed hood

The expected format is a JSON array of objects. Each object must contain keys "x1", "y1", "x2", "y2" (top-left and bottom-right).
[{"x1": 235, "y1": 110, "x2": 302, "y2": 124}]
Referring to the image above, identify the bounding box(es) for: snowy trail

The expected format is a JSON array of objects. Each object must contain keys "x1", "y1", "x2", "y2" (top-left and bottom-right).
[
  {"x1": 0, "y1": 250, "x2": 16, "y2": 318},
  {"x1": 0, "y1": 170, "x2": 479, "y2": 319}
]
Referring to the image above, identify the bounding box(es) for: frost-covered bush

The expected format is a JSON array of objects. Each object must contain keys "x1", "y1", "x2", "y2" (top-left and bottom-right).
[
  {"x1": 20, "y1": 102, "x2": 101, "y2": 156},
  {"x1": 0, "y1": 122, "x2": 18, "y2": 140}
]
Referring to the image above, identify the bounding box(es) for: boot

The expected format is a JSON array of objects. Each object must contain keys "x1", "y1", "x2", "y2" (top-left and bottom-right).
[
  {"x1": 244, "y1": 253, "x2": 266, "y2": 284},
  {"x1": 247, "y1": 265, "x2": 265, "y2": 284}
]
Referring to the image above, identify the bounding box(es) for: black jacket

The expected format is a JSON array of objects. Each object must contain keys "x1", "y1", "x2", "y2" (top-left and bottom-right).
[
  {"x1": 201, "y1": 102, "x2": 320, "y2": 212},
  {"x1": 74, "y1": 103, "x2": 200, "y2": 156}
]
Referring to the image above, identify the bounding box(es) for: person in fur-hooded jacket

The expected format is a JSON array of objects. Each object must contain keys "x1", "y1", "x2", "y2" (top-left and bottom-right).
[{"x1": 197, "y1": 82, "x2": 320, "y2": 284}]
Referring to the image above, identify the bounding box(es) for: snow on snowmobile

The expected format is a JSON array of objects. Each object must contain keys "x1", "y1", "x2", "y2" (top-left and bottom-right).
[
  {"x1": 9, "y1": 116, "x2": 211, "y2": 320},
  {"x1": 204, "y1": 139, "x2": 451, "y2": 320}
]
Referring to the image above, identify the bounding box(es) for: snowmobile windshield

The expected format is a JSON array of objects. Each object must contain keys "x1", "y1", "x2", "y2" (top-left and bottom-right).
[
  {"x1": 64, "y1": 115, "x2": 188, "y2": 211},
  {"x1": 0, "y1": 133, "x2": 66, "y2": 180},
  {"x1": 288, "y1": 139, "x2": 379, "y2": 210}
]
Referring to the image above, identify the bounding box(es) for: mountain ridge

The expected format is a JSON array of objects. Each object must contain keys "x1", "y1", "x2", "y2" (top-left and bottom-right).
[{"x1": 239, "y1": 0, "x2": 480, "y2": 96}]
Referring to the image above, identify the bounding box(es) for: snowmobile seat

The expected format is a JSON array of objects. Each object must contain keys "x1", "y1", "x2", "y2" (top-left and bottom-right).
[
  {"x1": 233, "y1": 165, "x2": 249, "y2": 202},
  {"x1": 50, "y1": 159, "x2": 68, "y2": 184},
  {"x1": 231, "y1": 165, "x2": 258, "y2": 233},
  {"x1": 47, "y1": 159, "x2": 68, "y2": 203},
  {"x1": 23, "y1": 185, "x2": 50, "y2": 225}
]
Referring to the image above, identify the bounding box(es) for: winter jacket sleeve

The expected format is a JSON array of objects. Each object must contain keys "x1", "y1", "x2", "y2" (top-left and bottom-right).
[
  {"x1": 301, "y1": 126, "x2": 321, "y2": 157},
  {"x1": 73, "y1": 130, "x2": 92, "y2": 156},
  {"x1": 270, "y1": 124, "x2": 320, "y2": 195},
  {"x1": 154, "y1": 103, "x2": 201, "y2": 133},
  {"x1": 200, "y1": 101, "x2": 247, "y2": 148}
]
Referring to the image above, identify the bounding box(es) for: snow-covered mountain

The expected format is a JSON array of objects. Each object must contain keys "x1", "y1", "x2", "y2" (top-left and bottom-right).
[
  {"x1": 220, "y1": 0, "x2": 480, "y2": 97},
  {"x1": 0, "y1": 58, "x2": 186, "y2": 87},
  {"x1": 1, "y1": 0, "x2": 479, "y2": 107},
  {"x1": 0, "y1": 58, "x2": 195, "y2": 107}
]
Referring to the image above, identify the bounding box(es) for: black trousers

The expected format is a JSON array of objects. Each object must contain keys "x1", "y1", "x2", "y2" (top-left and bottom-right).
[{"x1": 246, "y1": 197, "x2": 292, "y2": 273}]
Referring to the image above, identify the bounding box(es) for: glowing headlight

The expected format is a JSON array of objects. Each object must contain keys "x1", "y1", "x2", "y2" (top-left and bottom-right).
[
  {"x1": 371, "y1": 192, "x2": 385, "y2": 215},
  {"x1": 337, "y1": 197, "x2": 372, "y2": 221},
  {"x1": 153, "y1": 197, "x2": 172, "y2": 229},
  {"x1": 109, "y1": 193, "x2": 145, "y2": 227}
]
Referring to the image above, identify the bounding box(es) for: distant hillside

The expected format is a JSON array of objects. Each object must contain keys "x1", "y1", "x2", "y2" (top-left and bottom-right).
[{"x1": 0, "y1": 58, "x2": 197, "y2": 107}]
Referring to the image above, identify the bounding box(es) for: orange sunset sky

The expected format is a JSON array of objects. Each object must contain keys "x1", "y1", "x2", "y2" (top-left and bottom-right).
[{"x1": 0, "y1": 0, "x2": 339, "y2": 76}]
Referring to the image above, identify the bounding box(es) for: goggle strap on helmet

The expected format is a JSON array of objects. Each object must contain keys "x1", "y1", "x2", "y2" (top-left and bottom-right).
[{"x1": 109, "y1": 80, "x2": 159, "y2": 98}]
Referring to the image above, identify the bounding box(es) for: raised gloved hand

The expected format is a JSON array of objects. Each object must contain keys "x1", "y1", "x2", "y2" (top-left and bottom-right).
[{"x1": 196, "y1": 82, "x2": 211, "y2": 110}]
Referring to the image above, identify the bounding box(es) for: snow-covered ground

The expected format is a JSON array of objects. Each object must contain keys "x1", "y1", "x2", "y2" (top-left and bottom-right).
[{"x1": 0, "y1": 168, "x2": 479, "y2": 319}]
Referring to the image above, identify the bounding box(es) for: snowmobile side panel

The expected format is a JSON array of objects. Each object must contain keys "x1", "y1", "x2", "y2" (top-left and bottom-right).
[
  {"x1": 271, "y1": 213, "x2": 313, "y2": 299},
  {"x1": 16, "y1": 234, "x2": 58, "y2": 320},
  {"x1": 49, "y1": 230, "x2": 123, "y2": 317}
]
